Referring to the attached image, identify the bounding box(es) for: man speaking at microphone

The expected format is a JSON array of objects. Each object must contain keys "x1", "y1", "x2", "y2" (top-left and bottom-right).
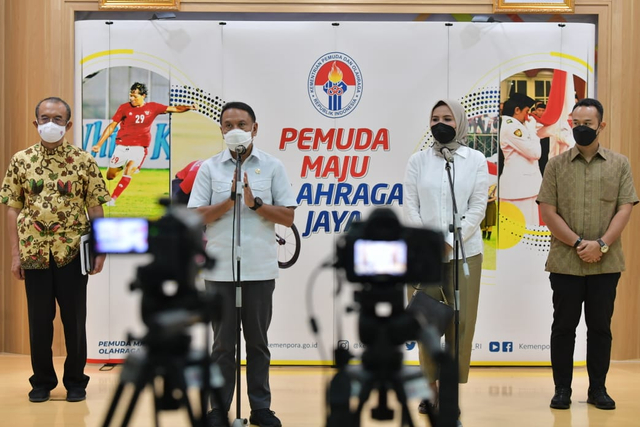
[{"x1": 188, "y1": 101, "x2": 297, "y2": 427}]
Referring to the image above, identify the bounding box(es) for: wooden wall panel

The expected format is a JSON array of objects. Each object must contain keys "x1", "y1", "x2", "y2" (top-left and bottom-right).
[
  {"x1": 0, "y1": 0, "x2": 5, "y2": 354},
  {"x1": 1, "y1": 0, "x2": 639, "y2": 359},
  {"x1": 609, "y1": 0, "x2": 640, "y2": 360}
]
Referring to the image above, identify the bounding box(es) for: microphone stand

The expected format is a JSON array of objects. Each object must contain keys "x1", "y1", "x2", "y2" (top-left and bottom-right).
[
  {"x1": 443, "y1": 156, "x2": 468, "y2": 422},
  {"x1": 232, "y1": 146, "x2": 248, "y2": 427}
]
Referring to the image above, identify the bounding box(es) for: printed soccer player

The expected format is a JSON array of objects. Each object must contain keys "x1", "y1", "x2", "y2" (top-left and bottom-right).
[{"x1": 92, "y1": 82, "x2": 197, "y2": 206}]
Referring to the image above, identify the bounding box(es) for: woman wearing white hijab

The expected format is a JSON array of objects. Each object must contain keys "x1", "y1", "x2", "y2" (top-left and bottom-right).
[{"x1": 404, "y1": 99, "x2": 488, "y2": 426}]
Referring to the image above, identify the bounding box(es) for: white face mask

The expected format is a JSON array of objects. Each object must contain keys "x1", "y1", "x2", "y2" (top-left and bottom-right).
[
  {"x1": 224, "y1": 129, "x2": 253, "y2": 153},
  {"x1": 38, "y1": 122, "x2": 67, "y2": 143}
]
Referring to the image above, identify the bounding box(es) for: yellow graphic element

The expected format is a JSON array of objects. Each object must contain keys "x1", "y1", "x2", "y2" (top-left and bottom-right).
[
  {"x1": 497, "y1": 201, "x2": 526, "y2": 249},
  {"x1": 498, "y1": 201, "x2": 552, "y2": 249},
  {"x1": 328, "y1": 62, "x2": 344, "y2": 83},
  {"x1": 80, "y1": 49, "x2": 197, "y2": 87},
  {"x1": 550, "y1": 51, "x2": 594, "y2": 73},
  {"x1": 80, "y1": 49, "x2": 134, "y2": 65},
  {"x1": 514, "y1": 129, "x2": 522, "y2": 137}
]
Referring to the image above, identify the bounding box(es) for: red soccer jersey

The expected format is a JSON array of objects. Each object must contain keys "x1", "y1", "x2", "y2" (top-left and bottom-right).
[{"x1": 113, "y1": 102, "x2": 168, "y2": 147}]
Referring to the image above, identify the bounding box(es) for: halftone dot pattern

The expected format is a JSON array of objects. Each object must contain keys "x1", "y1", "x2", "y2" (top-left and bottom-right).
[
  {"x1": 415, "y1": 89, "x2": 500, "y2": 152},
  {"x1": 170, "y1": 85, "x2": 224, "y2": 122},
  {"x1": 460, "y1": 87, "x2": 501, "y2": 117},
  {"x1": 497, "y1": 201, "x2": 551, "y2": 252},
  {"x1": 417, "y1": 126, "x2": 433, "y2": 152}
]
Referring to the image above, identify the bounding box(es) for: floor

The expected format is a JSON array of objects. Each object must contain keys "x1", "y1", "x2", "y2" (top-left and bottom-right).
[{"x1": 1, "y1": 354, "x2": 639, "y2": 427}]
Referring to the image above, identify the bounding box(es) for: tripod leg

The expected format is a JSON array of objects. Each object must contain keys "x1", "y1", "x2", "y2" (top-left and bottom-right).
[
  {"x1": 390, "y1": 378, "x2": 414, "y2": 427},
  {"x1": 352, "y1": 378, "x2": 376, "y2": 427},
  {"x1": 119, "y1": 381, "x2": 148, "y2": 427},
  {"x1": 102, "y1": 380, "x2": 128, "y2": 427}
]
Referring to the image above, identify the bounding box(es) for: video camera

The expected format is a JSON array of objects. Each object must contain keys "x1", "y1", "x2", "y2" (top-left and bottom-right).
[
  {"x1": 90, "y1": 199, "x2": 216, "y2": 331},
  {"x1": 335, "y1": 208, "x2": 444, "y2": 285}
]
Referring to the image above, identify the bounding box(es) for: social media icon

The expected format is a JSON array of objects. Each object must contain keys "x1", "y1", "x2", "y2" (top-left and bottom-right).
[
  {"x1": 502, "y1": 342, "x2": 513, "y2": 352},
  {"x1": 489, "y1": 341, "x2": 500, "y2": 352},
  {"x1": 405, "y1": 341, "x2": 416, "y2": 351},
  {"x1": 338, "y1": 340, "x2": 349, "y2": 350}
]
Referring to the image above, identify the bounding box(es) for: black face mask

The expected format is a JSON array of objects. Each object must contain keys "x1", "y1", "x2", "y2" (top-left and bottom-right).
[
  {"x1": 431, "y1": 123, "x2": 456, "y2": 144},
  {"x1": 573, "y1": 125, "x2": 599, "y2": 146}
]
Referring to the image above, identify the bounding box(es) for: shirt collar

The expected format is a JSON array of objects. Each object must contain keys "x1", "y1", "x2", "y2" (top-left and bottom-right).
[
  {"x1": 221, "y1": 146, "x2": 262, "y2": 163},
  {"x1": 37, "y1": 140, "x2": 69, "y2": 156},
  {"x1": 569, "y1": 144, "x2": 608, "y2": 161},
  {"x1": 431, "y1": 144, "x2": 470, "y2": 159}
]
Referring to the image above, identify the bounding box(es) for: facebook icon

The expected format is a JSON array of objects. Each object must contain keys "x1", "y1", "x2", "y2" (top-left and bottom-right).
[{"x1": 502, "y1": 342, "x2": 513, "y2": 352}]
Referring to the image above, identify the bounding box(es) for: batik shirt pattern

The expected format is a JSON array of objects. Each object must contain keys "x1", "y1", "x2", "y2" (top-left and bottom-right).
[{"x1": 0, "y1": 142, "x2": 110, "y2": 269}]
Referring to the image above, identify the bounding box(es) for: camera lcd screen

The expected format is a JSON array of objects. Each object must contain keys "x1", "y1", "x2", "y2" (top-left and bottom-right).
[
  {"x1": 353, "y1": 239, "x2": 407, "y2": 277},
  {"x1": 92, "y1": 217, "x2": 149, "y2": 254}
]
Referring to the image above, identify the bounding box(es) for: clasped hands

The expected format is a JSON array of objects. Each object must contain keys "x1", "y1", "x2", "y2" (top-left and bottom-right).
[
  {"x1": 576, "y1": 240, "x2": 602, "y2": 264},
  {"x1": 230, "y1": 172, "x2": 256, "y2": 208}
]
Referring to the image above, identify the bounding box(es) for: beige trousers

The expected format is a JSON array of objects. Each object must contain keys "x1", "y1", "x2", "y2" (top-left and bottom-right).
[{"x1": 406, "y1": 253, "x2": 483, "y2": 383}]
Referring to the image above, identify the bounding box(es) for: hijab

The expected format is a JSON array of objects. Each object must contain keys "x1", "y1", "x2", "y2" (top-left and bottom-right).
[{"x1": 430, "y1": 99, "x2": 468, "y2": 153}]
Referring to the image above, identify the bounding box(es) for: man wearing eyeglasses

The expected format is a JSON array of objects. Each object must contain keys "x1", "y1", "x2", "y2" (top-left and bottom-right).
[{"x1": 1, "y1": 97, "x2": 111, "y2": 403}]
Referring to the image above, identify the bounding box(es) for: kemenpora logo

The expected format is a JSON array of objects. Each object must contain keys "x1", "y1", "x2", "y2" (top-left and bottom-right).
[{"x1": 308, "y1": 52, "x2": 363, "y2": 118}]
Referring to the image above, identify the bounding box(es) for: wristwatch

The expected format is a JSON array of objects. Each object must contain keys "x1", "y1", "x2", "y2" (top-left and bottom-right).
[
  {"x1": 597, "y1": 238, "x2": 609, "y2": 253},
  {"x1": 249, "y1": 196, "x2": 263, "y2": 211}
]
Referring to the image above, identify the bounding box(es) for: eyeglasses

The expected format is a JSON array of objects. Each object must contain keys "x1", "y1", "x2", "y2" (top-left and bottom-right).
[{"x1": 38, "y1": 117, "x2": 68, "y2": 127}]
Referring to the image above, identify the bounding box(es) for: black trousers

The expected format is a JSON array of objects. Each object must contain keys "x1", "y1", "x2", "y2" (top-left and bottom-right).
[
  {"x1": 23, "y1": 253, "x2": 89, "y2": 391},
  {"x1": 549, "y1": 272, "x2": 619, "y2": 390},
  {"x1": 205, "y1": 280, "x2": 275, "y2": 412}
]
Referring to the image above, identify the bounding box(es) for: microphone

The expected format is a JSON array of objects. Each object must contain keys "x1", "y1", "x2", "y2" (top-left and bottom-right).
[
  {"x1": 235, "y1": 145, "x2": 247, "y2": 155},
  {"x1": 440, "y1": 146, "x2": 454, "y2": 163}
]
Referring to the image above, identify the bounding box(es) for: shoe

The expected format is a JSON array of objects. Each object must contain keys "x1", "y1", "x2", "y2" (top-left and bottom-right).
[
  {"x1": 587, "y1": 388, "x2": 616, "y2": 410},
  {"x1": 418, "y1": 399, "x2": 438, "y2": 415},
  {"x1": 28, "y1": 388, "x2": 50, "y2": 403},
  {"x1": 66, "y1": 388, "x2": 86, "y2": 402},
  {"x1": 205, "y1": 409, "x2": 229, "y2": 427},
  {"x1": 550, "y1": 387, "x2": 572, "y2": 409},
  {"x1": 105, "y1": 199, "x2": 116, "y2": 207},
  {"x1": 249, "y1": 408, "x2": 282, "y2": 427}
]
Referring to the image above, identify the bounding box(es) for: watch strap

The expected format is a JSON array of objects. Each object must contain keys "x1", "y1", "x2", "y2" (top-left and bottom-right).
[
  {"x1": 573, "y1": 237, "x2": 583, "y2": 248},
  {"x1": 250, "y1": 196, "x2": 263, "y2": 211}
]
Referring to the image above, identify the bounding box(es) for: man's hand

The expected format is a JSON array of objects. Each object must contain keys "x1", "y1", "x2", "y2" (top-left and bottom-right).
[
  {"x1": 91, "y1": 144, "x2": 101, "y2": 153},
  {"x1": 242, "y1": 172, "x2": 256, "y2": 208},
  {"x1": 90, "y1": 254, "x2": 106, "y2": 275},
  {"x1": 11, "y1": 256, "x2": 24, "y2": 280},
  {"x1": 576, "y1": 240, "x2": 602, "y2": 263}
]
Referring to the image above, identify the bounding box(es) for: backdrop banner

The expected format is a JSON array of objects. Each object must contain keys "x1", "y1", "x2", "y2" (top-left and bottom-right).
[{"x1": 75, "y1": 20, "x2": 595, "y2": 365}]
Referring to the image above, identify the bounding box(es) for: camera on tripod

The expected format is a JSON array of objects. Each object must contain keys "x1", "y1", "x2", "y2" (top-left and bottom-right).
[
  {"x1": 91, "y1": 200, "x2": 225, "y2": 427},
  {"x1": 325, "y1": 208, "x2": 456, "y2": 427}
]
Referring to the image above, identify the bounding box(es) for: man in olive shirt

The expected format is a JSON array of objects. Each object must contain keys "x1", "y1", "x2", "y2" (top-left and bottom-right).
[{"x1": 537, "y1": 98, "x2": 638, "y2": 411}]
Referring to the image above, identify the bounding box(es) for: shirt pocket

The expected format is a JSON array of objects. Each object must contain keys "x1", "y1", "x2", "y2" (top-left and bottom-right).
[
  {"x1": 211, "y1": 180, "x2": 232, "y2": 205},
  {"x1": 600, "y1": 171, "x2": 619, "y2": 203},
  {"x1": 251, "y1": 179, "x2": 272, "y2": 204}
]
